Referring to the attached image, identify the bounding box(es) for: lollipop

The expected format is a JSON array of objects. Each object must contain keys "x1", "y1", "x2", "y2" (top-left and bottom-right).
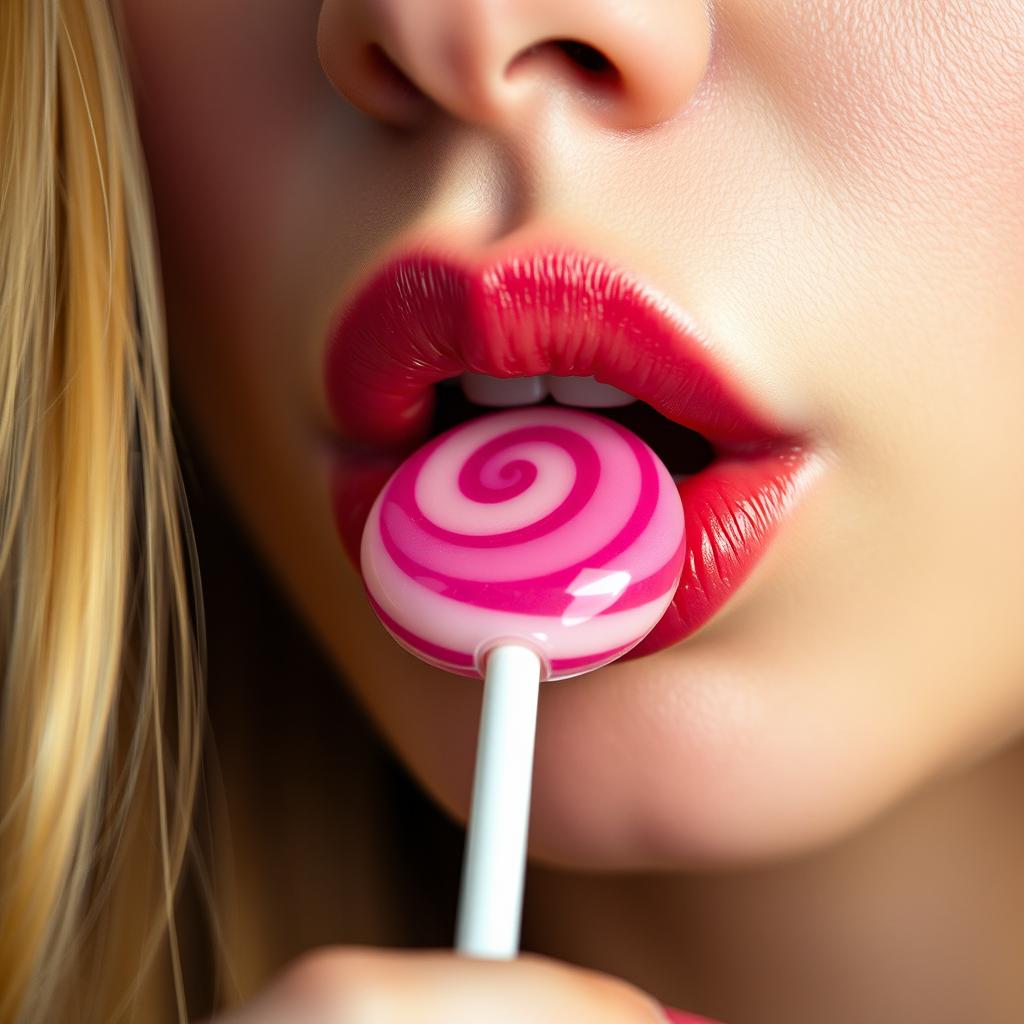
[
  {"x1": 360, "y1": 405, "x2": 685, "y2": 957},
  {"x1": 361, "y1": 406, "x2": 685, "y2": 680}
]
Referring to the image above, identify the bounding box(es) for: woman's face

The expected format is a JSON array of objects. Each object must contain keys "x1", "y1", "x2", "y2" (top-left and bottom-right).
[{"x1": 119, "y1": 0, "x2": 1024, "y2": 868}]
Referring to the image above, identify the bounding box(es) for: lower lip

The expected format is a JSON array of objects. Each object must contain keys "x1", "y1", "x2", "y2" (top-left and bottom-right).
[{"x1": 329, "y1": 440, "x2": 814, "y2": 658}]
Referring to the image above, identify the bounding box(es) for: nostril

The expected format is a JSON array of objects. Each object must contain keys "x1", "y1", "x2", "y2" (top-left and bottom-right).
[
  {"x1": 507, "y1": 38, "x2": 622, "y2": 92},
  {"x1": 364, "y1": 42, "x2": 429, "y2": 106},
  {"x1": 553, "y1": 39, "x2": 616, "y2": 79},
  {"x1": 320, "y1": 1, "x2": 710, "y2": 134}
]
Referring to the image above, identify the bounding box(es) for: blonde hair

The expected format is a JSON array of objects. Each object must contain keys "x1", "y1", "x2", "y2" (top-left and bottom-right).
[{"x1": 1, "y1": 1, "x2": 206, "y2": 1021}]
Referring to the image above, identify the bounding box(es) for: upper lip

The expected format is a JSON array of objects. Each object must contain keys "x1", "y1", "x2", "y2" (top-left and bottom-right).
[{"x1": 323, "y1": 245, "x2": 800, "y2": 456}]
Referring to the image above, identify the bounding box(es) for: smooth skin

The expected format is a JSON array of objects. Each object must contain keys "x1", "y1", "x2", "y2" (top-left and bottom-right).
[{"x1": 118, "y1": 0, "x2": 1024, "y2": 1020}]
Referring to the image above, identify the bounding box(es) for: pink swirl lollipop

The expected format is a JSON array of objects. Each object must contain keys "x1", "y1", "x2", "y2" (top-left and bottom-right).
[
  {"x1": 360, "y1": 405, "x2": 686, "y2": 681},
  {"x1": 360, "y1": 405, "x2": 685, "y2": 960}
]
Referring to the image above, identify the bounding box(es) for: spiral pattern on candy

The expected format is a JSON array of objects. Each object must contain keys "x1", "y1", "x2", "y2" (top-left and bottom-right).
[{"x1": 360, "y1": 406, "x2": 686, "y2": 680}]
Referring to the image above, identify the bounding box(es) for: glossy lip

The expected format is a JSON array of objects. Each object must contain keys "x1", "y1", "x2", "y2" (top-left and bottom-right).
[{"x1": 324, "y1": 245, "x2": 818, "y2": 659}]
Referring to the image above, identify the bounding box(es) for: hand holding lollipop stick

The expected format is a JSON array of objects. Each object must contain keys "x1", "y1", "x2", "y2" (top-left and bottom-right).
[{"x1": 361, "y1": 406, "x2": 686, "y2": 959}]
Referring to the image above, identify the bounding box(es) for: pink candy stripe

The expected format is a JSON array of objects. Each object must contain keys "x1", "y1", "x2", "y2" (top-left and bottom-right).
[
  {"x1": 378, "y1": 418, "x2": 678, "y2": 615},
  {"x1": 550, "y1": 643, "x2": 635, "y2": 671},
  {"x1": 367, "y1": 593, "x2": 635, "y2": 677},
  {"x1": 367, "y1": 593, "x2": 475, "y2": 668},
  {"x1": 386, "y1": 423, "x2": 601, "y2": 547}
]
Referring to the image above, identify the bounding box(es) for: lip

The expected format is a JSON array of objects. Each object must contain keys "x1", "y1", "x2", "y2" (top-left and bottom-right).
[{"x1": 324, "y1": 245, "x2": 817, "y2": 659}]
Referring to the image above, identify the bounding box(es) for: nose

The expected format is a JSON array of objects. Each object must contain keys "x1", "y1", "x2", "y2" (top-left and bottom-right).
[{"x1": 317, "y1": 0, "x2": 712, "y2": 132}]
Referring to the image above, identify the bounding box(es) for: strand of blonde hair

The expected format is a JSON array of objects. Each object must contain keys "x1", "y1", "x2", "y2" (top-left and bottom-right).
[{"x1": 0, "y1": 2, "x2": 207, "y2": 1021}]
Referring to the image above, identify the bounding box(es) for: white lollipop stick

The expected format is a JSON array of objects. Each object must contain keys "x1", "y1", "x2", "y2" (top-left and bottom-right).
[{"x1": 454, "y1": 644, "x2": 542, "y2": 959}]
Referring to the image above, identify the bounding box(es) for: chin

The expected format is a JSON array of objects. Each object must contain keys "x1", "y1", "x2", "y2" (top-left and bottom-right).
[
  {"x1": 320, "y1": 545, "x2": 934, "y2": 877},
  {"x1": 411, "y1": 641, "x2": 923, "y2": 874}
]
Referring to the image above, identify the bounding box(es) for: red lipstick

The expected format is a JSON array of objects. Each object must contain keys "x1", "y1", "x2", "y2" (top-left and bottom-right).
[{"x1": 324, "y1": 247, "x2": 816, "y2": 657}]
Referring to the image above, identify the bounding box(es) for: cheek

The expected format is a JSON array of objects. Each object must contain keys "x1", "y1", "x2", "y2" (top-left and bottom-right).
[
  {"x1": 121, "y1": 0, "x2": 340, "y2": 528},
  {"x1": 715, "y1": 0, "x2": 1024, "y2": 635},
  {"x1": 121, "y1": 0, "x2": 323, "y2": 299},
  {"x1": 723, "y1": 0, "x2": 1024, "y2": 220},
  {"x1": 121, "y1": 0, "x2": 449, "y2": 445}
]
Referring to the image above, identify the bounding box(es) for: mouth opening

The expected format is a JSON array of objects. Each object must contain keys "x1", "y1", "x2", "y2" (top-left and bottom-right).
[{"x1": 430, "y1": 377, "x2": 717, "y2": 479}]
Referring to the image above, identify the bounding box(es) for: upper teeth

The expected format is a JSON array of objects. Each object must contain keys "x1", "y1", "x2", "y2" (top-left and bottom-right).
[{"x1": 460, "y1": 373, "x2": 636, "y2": 409}]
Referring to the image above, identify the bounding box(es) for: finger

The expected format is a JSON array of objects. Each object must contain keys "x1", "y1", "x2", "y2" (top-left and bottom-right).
[{"x1": 257, "y1": 946, "x2": 677, "y2": 1024}]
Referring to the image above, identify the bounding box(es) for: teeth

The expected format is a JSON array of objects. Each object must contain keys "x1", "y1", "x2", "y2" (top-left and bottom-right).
[
  {"x1": 546, "y1": 375, "x2": 636, "y2": 408},
  {"x1": 459, "y1": 373, "x2": 549, "y2": 407},
  {"x1": 459, "y1": 373, "x2": 638, "y2": 409}
]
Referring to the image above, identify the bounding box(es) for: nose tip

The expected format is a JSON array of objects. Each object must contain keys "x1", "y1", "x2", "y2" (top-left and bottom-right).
[{"x1": 317, "y1": 0, "x2": 712, "y2": 132}]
